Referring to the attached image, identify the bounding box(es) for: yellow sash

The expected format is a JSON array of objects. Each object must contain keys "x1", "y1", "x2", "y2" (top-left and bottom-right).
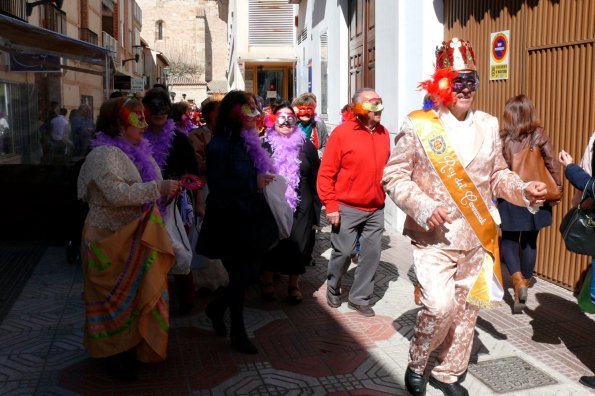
[{"x1": 410, "y1": 109, "x2": 503, "y2": 308}]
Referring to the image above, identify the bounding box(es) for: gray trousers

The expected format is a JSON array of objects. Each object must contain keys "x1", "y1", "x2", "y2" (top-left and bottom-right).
[{"x1": 327, "y1": 205, "x2": 384, "y2": 305}]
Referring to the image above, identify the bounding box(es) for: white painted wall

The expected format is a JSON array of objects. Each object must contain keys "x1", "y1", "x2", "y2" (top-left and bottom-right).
[
  {"x1": 296, "y1": 0, "x2": 349, "y2": 129},
  {"x1": 376, "y1": 0, "x2": 444, "y2": 234}
]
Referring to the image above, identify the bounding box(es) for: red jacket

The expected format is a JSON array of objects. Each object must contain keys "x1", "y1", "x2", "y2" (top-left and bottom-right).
[{"x1": 317, "y1": 119, "x2": 390, "y2": 213}]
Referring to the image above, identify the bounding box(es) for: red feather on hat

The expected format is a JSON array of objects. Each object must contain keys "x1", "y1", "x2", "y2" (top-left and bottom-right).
[{"x1": 418, "y1": 67, "x2": 459, "y2": 107}]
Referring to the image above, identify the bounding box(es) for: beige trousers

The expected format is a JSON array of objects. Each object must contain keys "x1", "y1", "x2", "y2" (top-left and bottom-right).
[{"x1": 408, "y1": 244, "x2": 484, "y2": 383}]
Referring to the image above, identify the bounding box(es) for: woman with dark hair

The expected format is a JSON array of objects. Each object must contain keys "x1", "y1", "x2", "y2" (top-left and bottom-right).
[
  {"x1": 77, "y1": 97, "x2": 179, "y2": 379},
  {"x1": 171, "y1": 101, "x2": 196, "y2": 135},
  {"x1": 142, "y1": 88, "x2": 201, "y2": 315},
  {"x1": 260, "y1": 101, "x2": 320, "y2": 303},
  {"x1": 197, "y1": 90, "x2": 275, "y2": 354},
  {"x1": 498, "y1": 94, "x2": 562, "y2": 313},
  {"x1": 559, "y1": 140, "x2": 595, "y2": 391}
]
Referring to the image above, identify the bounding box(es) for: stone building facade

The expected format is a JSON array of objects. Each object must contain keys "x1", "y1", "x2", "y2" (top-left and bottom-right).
[{"x1": 137, "y1": 0, "x2": 228, "y2": 103}]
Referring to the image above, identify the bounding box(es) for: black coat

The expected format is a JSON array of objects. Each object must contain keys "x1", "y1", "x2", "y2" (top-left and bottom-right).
[
  {"x1": 197, "y1": 132, "x2": 270, "y2": 259},
  {"x1": 163, "y1": 130, "x2": 200, "y2": 179},
  {"x1": 261, "y1": 139, "x2": 320, "y2": 274}
]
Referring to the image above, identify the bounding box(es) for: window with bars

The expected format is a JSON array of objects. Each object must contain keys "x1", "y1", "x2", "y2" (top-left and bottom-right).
[{"x1": 248, "y1": 0, "x2": 294, "y2": 47}]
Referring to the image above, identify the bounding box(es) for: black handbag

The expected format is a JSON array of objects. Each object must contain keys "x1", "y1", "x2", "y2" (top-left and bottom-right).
[{"x1": 559, "y1": 182, "x2": 595, "y2": 256}]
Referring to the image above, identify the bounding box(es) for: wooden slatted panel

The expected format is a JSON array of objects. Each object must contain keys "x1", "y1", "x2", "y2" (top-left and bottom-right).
[
  {"x1": 248, "y1": 0, "x2": 294, "y2": 46},
  {"x1": 529, "y1": 42, "x2": 594, "y2": 289},
  {"x1": 444, "y1": 0, "x2": 595, "y2": 290}
]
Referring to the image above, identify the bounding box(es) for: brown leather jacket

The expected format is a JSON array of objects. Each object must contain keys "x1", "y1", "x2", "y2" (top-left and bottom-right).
[{"x1": 500, "y1": 127, "x2": 563, "y2": 190}]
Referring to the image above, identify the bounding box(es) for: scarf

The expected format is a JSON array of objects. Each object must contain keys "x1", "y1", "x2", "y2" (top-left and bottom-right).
[
  {"x1": 298, "y1": 122, "x2": 314, "y2": 139},
  {"x1": 144, "y1": 119, "x2": 176, "y2": 170},
  {"x1": 91, "y1": 132, "x2": 158, "y2": 183},
  {"x1": 265, "y1": 128, "x2": 305, "y2": 211},
  {"x1": 240, "y1": 127, "x2": 276, "y2": 175}
]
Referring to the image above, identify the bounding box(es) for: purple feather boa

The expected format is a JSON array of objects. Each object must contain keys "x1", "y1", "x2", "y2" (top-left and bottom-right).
[
  {"x1": 91, "y1": 132, "x2": 159, "y2": 183},
  {"x1": 144, "y1": 119, "x2": 176, "y2": 169},
  {"x1": 240, "y1": 127, "x2": 276, "y2": 175},
  {"x1": 265, "y1": 127, "x2": 305, "y2": 211}
]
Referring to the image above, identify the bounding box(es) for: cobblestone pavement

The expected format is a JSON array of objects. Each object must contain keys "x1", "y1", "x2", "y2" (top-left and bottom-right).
[{"x1": 1, "y1": 220, "x2": 594, "y2": 395}]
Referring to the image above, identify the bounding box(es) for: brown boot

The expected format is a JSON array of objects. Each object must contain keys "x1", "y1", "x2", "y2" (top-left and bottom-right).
[
  {"x1": 414, "y1": 284, "x2": 422, "y2": 306},
  {"x1": 511, "y1": 272, "x2": 528, "y2": 314}
]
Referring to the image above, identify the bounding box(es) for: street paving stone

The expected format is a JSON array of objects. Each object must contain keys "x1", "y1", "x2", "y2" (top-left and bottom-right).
[{"x1": 0, "y1": 220, "x2": 594, "y2": 395}]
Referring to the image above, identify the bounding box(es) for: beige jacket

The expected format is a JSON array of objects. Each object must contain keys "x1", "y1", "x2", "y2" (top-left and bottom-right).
[
  {"x1": 383, "y1": 107, "x2": 528, "y2": 250},
  {"x1": 78, "y1": 145, "x2": 161, "y2": 234}
]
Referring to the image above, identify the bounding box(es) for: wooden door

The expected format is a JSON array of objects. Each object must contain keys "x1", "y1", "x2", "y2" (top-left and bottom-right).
[{"x1": 348, "y1": 0, "x2": 375, "y2": 100}]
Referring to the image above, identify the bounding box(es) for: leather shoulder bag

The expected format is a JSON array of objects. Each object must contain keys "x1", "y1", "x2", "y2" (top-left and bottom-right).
[{"x1": 511, "y1": 129, "x2": 562, "y2": 202}]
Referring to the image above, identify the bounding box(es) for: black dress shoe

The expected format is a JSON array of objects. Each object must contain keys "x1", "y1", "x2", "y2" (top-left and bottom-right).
[
  {"x1": 404, "y1": 367, "x2": 427, "y2": 396},
  {"x1": 429, "y1": 376, "x2": 469, "y2": 396},
  {"x1": 580, "y1": 376, "x2": 595, "y2": 389},
  {"x1": 347, "y1": 301, "x2": 375, "y2": 317},
  {"x1": 230, "y1": 333, "x2": 258, "y2": 354},
  {"x1": 205, "y1": 304, "x2": 227, "y2": 336},
  {"x1": 326, "y1": 289, "x2": 341, "y2": 308}
]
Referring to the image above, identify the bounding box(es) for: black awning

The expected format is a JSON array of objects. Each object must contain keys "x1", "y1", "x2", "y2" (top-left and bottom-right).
[{"x1": 0, "y1": 14, "x2": 110, "y2": 64}]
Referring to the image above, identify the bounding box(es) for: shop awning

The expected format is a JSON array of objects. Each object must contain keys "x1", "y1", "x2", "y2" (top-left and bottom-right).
[{"x1": 0, "y1": 14, "x2": 110, "y2": 65}]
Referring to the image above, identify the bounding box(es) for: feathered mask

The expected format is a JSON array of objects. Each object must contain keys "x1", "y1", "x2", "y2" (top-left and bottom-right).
[{"x1": 418, "y1": 67, "x2": 459, "y2": 109}]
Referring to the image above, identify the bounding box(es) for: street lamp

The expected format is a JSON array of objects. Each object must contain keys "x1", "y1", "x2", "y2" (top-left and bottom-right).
[
  {"x1": 182, "y1": 93, "x2": 187, "y2": 100},
  {"x1": 170, "y1": 91, "x2": 176, "y2": 102},
  {"x1": 122, "y1": 45, "x2": 143, "y2": 66}
]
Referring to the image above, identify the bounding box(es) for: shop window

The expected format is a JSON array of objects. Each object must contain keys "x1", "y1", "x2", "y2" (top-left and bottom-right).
[{"x1": 0, "y1": 82, "x2": 40, "y2": 164}]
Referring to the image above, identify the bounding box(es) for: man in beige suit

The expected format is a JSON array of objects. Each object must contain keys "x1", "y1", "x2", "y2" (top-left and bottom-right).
[{"x1": 383, "y1": 38, "x2": 547, "y2": 396}]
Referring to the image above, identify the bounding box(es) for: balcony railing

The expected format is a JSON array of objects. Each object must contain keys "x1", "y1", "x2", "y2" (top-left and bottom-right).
[
  {"x1": 80, "y1": 28, "x2": 99, "y2": 45},
  {"x1": 102, "y1": 31, "x2": 119, "y2": 64},
  {"x1": 0, "y1": 0, "x2": 27, "y2": 21},
  {"x1": 40, "y1": 3, "x2": 65, "y2": 34}
]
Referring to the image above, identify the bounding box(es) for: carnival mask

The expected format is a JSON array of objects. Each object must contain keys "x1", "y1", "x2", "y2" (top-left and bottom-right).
[
  {"x1": 146, "y1": 98, "x2": 171, "y2": 117},
  {"x1": 295, "y1": 105, "x2": 315, "y2": 117},
  {"x1": 353, "y1": 97, "x2": 384, "y2": 115},
  {"x1": 240, "y1": 104, "x2": 261, "y2": 119},
  {"x1": 127, "y1": 111, "x2": 148, "y2": 129},
  {"x1": 451, "y1": 72, "x2": 479, "y2": 93},
  {"x1": 275, "y1": 112, "x2": 297, "y2": 127}
]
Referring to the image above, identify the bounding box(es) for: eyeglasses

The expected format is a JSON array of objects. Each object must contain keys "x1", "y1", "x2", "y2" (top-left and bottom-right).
[
  {"x1": 452, "y1": 72, "x2": 480, "y2": 93},
  {"x1": 275, "y1": 113, "x2": 297, "y2": 127}
]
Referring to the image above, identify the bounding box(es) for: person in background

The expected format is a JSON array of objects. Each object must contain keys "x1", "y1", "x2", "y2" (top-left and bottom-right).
[
  {"x1": 318, "y1": 87, "x2": 390, "y2": 318},
  {"x1": 197, "y1": 90, "x2": 275, "y2": 354},
  {"x1": 382, "y1": 38, "x2": 547, "y2": 396},
  {"x1": 0, "y1": 111, "x2": 10, "y2": 154},
  {"x1": 292, "y1": 93, "x2": 328, "y2": 158},
  {"x1": 558, "y1": 145, "x2": 595, "y2": 390},
  {"x1": 77, "y1": 97, "x2": 179, "y2": 380},
  {"x1": 49, "y1": 108, "x2": 72, "y2": 159},
  {"x1": 143, "y1": 87, "x2": 201, "y2": 315},
  {"x1": 172, "y1": 101, "x2": 197, "y2": 135},
  {"x1": 72, "y1": 104, "x2": 95, "y2": 157},
  {"x1": 189, "y1": 98, "x2": 220, "y2": 180},
  {"x1": 498, "y1": 95, "x2": 562, "y2": 313},
  {"x1": 259, "y1": 101, "x2": 320, "y2": 304}
]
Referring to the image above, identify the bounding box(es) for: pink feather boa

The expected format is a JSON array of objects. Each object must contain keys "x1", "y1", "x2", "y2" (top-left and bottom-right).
[{"x1": 264, "y1": 127, "x2": 305, "y2": 211}]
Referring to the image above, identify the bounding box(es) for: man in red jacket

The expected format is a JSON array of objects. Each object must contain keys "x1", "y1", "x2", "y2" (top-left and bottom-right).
[{"x1": 317, "y1": 87, "x2": 391, "y2": 317}]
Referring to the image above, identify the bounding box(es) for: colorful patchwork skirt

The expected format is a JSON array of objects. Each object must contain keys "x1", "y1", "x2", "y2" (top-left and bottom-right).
[{"x1": 82, "y1": 207, "x2": 174, "y2": 362}]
